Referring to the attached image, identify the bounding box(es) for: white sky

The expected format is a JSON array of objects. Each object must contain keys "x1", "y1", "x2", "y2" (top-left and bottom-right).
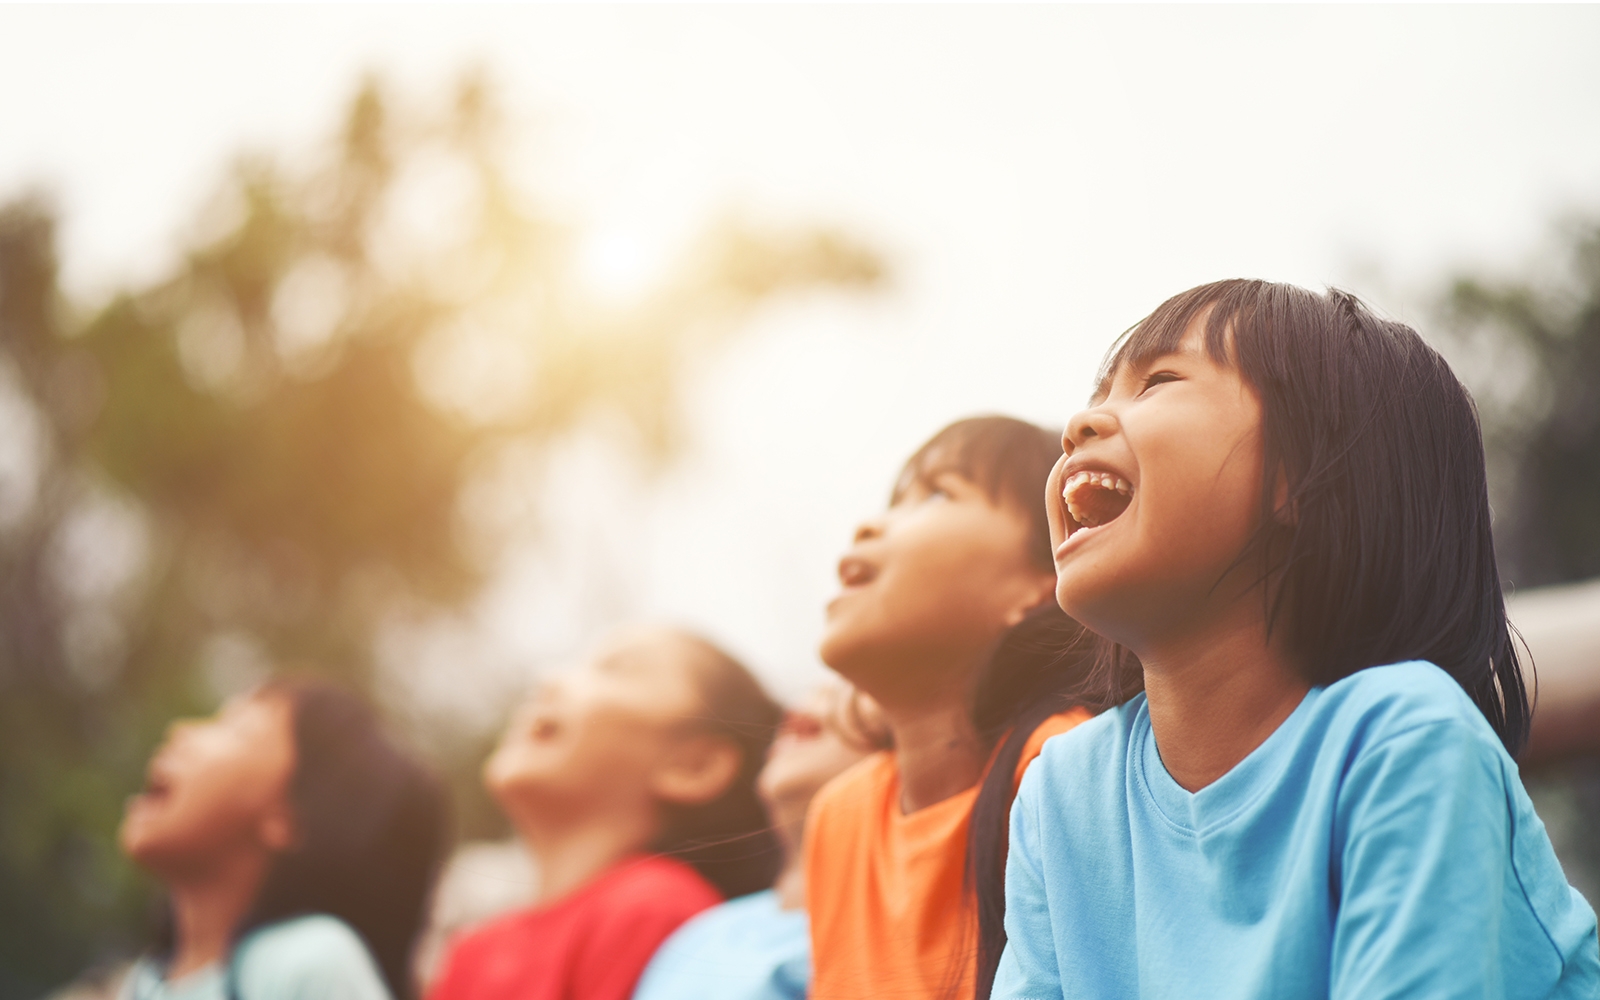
[{"x1": 4, "y1": 5, "x2": 1600, "y2": 711}]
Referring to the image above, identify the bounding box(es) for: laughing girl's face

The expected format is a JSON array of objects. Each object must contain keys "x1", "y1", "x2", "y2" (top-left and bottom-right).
[
  {"x1": 821, "y1": 461, "x2": 1054, "y2": 704},
  {"x1": 1048, "y1": 320, "x2": 1265, "y2": 653},
  {"x1": 119, "y1": 692, "x2": 297, "y2": 880},
  {"x1": 483, "y1": 629, "x2": 712, "y2": 820}
]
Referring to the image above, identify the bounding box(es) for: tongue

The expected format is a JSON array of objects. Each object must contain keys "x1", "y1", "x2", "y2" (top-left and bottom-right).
[{"x1": 1070, "y1": 485, "x2": 1132, "y2": 528}]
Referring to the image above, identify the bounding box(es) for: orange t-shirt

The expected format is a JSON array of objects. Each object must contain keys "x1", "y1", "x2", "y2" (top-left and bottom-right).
[{"x1": 803, "y1": 709, "x2": 1090, "y2": 1000}]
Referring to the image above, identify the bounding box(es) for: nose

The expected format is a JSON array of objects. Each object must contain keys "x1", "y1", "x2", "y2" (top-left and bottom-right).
[
  {"x1": 165, "y1": 717, "x2": 199, "y2": 742},
  {"x1": 1065, "y1": 405, "x2": 1119, "y2": 452},
  {"x1": 852, "y1": 514, "x2": 886, "y2": 545}
]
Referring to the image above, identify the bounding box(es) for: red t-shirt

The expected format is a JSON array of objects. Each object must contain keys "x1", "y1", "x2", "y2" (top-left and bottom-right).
[{"x1": 426, "y1": 855, "x2": 722, "y2": 1000}]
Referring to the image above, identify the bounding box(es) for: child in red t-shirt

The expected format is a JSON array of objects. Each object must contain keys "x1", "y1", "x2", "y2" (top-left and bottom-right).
[{"x1": 427, "y1": 627, "x2": 783, "y2": 1000}]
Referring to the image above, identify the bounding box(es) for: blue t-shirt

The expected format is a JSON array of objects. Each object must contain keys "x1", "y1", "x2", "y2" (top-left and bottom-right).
[
  {"x1": 630, "y1": 889, "x2": 809, "y2": 1000},
  {"x1": 994, "y1": 661, "x2": 1600, "y2": 1000},
  {"x1": 119, "y1": 914, "x2": 390, "y2": 1000}
]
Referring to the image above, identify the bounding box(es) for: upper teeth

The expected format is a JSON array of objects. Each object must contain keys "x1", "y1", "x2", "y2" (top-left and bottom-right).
[
  {"x1": 1062, "y1": 471, "x2": 1132, "y2": 498},
  {"x1": 1062, "y1": 471, "x2": 1133, "y2": 528}
]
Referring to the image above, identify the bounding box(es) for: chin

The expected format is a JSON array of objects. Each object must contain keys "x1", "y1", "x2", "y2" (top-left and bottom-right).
[
  {"x1": 817, "y1": 634, "x2": 876, "y2": 686},
  {"x1": 1054, "y1": 573, "x2": 1131, "y2": 649},
  {"x1": 817, "y1": 624, "x2": 857, "y2": 675}
]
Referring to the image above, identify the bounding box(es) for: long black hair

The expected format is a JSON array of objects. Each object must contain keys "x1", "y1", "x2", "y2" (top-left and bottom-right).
[
  {"x1": 900, "y1": 417, "x2": 1143, "y2": 1000},
  {"x1": 648, "y1": 633, "x2": 785, "y2": 900},
  {"x1": 189, "y1": 677, "x2": 451, "y2": 1000},
  {"x1": 1095, "y1": 279, "x2": 1529, "y2": 753}
]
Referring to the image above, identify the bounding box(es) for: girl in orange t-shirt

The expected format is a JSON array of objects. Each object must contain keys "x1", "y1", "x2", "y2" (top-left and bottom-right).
[{"x1": 805, "y1": 416, "x2": 1142, "y2": 1000}]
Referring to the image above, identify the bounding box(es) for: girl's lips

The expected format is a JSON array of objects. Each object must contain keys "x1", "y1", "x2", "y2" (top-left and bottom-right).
[
  {"x1": 836, "y1": 555, "x2": 877, "y2": 588},
  {"x1": 1054, "y1": 514, "x2": 1118, "y2": 561},
  {"x1": 531, "y1": 718, "x2": 561, "y2": 741}
]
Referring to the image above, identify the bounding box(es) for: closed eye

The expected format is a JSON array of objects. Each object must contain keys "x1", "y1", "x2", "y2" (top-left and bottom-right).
[{"x1": 1140, "y1": 371, "x2": 1181, "y2": 395}]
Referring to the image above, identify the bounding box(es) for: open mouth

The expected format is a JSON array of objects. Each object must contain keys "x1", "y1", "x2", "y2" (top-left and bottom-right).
[
  {"x1": 139, "y1": 770, "x2": 174, "y2": 803},
  {"x1": 530, "y1": 717, "x2": 562, "y2": 742},
  {"x1": 1062, "y1": 471, "x2": 1134, "y2": 533},
  {"x1": 837, "y1": 556, "x2": 878, "y2": 588}
]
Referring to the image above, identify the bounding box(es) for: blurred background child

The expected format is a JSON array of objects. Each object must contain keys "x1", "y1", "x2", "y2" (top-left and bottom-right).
[
  {"x1": 118, "y1": 678, "x2": 450, "y2": 1000},
  {"x1": 630, "y1": 684, "x2": 891, "y2": 1000},
  {"x1": 425, "y1": 627, "x2": 782, "y2": 1000},
  {"x1": 804, "y1": 416, "x2": 1139, "y2": 1000}
]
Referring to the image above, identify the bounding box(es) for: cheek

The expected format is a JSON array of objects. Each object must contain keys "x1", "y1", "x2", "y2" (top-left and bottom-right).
[
  {"x1": 1144, "y1": 428, "x2": 1261, "y2": 549},
  {"x1": 124, "y1": 779, "x2": 262, "y2": 862},
  {"x1": 887, "y1": 529, "x2": 1020, "y2": 620}
]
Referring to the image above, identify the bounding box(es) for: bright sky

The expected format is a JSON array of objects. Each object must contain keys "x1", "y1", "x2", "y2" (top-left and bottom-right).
[{"x1": 5, "y1": 5, "x2": 1600, "y2": 710}]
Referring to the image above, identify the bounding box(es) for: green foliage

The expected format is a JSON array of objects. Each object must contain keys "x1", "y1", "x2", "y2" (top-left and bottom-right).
[
  {"x1": 0, "y1": 74, "x2": 883, "y2": 997},
  {"x1": 1437, "y1": 220, "x2": 1600, "y2": 588}
]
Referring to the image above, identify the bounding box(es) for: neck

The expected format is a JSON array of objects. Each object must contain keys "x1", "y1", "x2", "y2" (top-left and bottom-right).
[
  {"x1": 769, "y1": 803, "x2": 807, "y2": 910},
  {"x1": 882, "y1": 697, "x2": 986, "y2": 814},
  {"x1": 1136, "y1": 611, "x2": 1308, "y2": 793},
  {"x1": 516, "y1": 803, "x2": 660, "y2": 905},
  {"x1": 164, "y1": 851, "x2": 270, "y2": 980}
]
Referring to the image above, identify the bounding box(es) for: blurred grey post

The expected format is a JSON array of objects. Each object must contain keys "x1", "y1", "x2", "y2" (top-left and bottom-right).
[{"x1": 1512, "y1": 579, "x2": 1600, "y2": 904}]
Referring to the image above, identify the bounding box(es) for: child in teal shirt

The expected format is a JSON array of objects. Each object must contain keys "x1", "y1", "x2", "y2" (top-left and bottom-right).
[
  {"x1": 995, "y1": 281, "x2": 1597, "y2": 999},
  {"x1": 118, "y1": 679, "x2": 447, "y2": 1000}
]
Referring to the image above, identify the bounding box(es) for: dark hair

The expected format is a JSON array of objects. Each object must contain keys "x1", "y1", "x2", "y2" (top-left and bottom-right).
[
  {"x1": 900, "y1": 418, "x2": 1143, "y2": 1000},
  {"x1": 894, "y1": 416, "x2": 1058, "y2": 570},
  {"x1": 240, "y1": 678, "x2": 449, "y2": 999},
  {"x1": 650, "y1": 634, "x2": 785, "y2": 900},
  {"x1": 967, "y1": 608, "x2": 1141, "y2": 998},
  {"x1": 1091, "y1": 279, "x2": 1529, "y2": 754}
]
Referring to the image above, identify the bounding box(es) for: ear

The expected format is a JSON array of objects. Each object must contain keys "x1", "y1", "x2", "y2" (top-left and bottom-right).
[
  {"x1": 256, "y1": 802, "x2": 297, "y2": 853},
  {"x1": 1272, "y1": 463, "x2": 1296, "y2": 526},
  {"x1": 649, "y1": 735, "x2": 742, "y2": 807},
  {"x1": 1002, "y1": 570, "x2": 1060, "y2": 627}
]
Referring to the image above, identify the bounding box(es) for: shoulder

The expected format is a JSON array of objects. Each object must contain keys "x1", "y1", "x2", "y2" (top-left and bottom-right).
[
  {"x1": 1032, "y1": 695, "x2": 1143, "y2": 777},
  {"x1": 440, "y1": 904, "x2": 535, "y2": 959},
  {"x1": 584, "y1": 857, "x2": 722, "y2": 927},
  {"x1": 1314, "y1": 660, "x2": 1503, "y2": 754},
  {"x1": 812, "y1": 752, "x2": 889, "y2": 806},
  {"x1": 118, "y1": 959, "x2": 183, "y2": 1000},
  {"x1": 692, "y1": 888, "x2": 785, "y2": 926},
  {"x1": 1013, "y1": 707, "x2": 1095, "y2": 789},
  {"x1": 235, "y1": 915, "x2": 389, "y2": 999},
  {"x1": 653, "y1": 890, "x2": 795, "y2": 954},
  {"x1": 240, "y1": 914, "x2": 373, "y2": 969},
  {"x1": 809, "y1": 751, "x2": 894, "y2": 817},
  {"x1": 607, "y1": 856, "x2": 721, "y2": 906},
  {"x1": 1014, "y1": 698, "x2": 1145, "y2": 837}
]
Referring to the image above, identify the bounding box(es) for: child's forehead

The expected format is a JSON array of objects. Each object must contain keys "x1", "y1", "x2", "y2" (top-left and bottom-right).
[{"x1": 893, "y1": 449, "x2": 977, "y2": 494}]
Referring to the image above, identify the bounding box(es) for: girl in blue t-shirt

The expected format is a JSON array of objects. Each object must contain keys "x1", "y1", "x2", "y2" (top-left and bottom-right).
[{"x1": 994, "y1": 279, "x2": 1599, "y2": 999}]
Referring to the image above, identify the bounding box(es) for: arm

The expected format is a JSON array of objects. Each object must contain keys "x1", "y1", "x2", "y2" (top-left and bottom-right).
[{"x1": 990, "y1": 772, "x2": 1063, "y2": 1000}]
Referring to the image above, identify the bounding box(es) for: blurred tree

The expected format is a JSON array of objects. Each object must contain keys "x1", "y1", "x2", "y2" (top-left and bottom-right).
[
  {"x1": 1434, "y1": 216, "x2": 1600, "y2": 915},
  {"x1": 1437, "y1": 219, "x2": 1600, "y2": 588},
  {"x1": 0, "y1": 74, "x2": 884, "y2": 998}
]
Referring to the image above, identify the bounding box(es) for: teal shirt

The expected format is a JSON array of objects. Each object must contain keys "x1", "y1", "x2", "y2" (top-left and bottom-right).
[
  {"x1": 994, "y1": 661, "x2": 1600, "y2": 1000},
  {"x1": 120, "y1": 914, "x2": 391, "y2": 1000},
  {"x1": 630, "y1": 889, "x2": 810, "y2": 1000}
]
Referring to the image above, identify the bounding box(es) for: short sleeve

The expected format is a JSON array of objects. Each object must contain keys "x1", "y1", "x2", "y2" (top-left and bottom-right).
[
  {"x1": 1329, "y1": 720, "x2": 1576, "y2": 999},
  {"x1": 991, "y1": 769, "x2": 1063, "y2": 1000}
]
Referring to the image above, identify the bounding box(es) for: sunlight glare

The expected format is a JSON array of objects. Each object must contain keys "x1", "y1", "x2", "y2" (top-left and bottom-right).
[{"x1": 575, "y1": 225, "x2": 668, "y2": 304}]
